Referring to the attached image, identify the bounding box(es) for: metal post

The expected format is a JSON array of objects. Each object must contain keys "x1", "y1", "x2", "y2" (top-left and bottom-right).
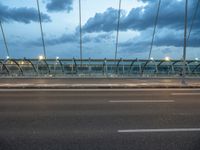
[
  {"x1": 115, "y1": 0, "x2": 122, "y2": 62},
  {"x1": 79, "y1": 0, "x2": 83, "y2": 66},
  {"x1": 122, "y1": 59, "x2": 125, "y2": 76},
  {"x1": 182, "y1": 0, "x2": 188, "y2": 84},
  {"x1": 89, "y1": 58, "x2": 91, "y2": 76}
]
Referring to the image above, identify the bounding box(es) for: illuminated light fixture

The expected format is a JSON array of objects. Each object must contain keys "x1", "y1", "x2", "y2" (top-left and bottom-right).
[
  {"x1": 56, "y1": 56, "x2": 59, "y2": 60},
  {"x1": 6, "y1": 56, "x2": 10, "y2": 59},
  {"x1": 150, "y1": 57, "x2": 154, "y2": 60},
  {"x1": 165, "y1": 56, "x2": 171, "y2": 61},
  {"x1": 39, "y1": 55, "x2": 44, "y2": 60},
  {"x1": 195, "y1": 58, "x2": 199, "y2": 61}
]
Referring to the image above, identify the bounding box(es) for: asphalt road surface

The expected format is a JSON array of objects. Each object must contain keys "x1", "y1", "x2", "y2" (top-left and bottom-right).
[{"x1": 0, "y1": 88, "x2": 200, "y2": 150}]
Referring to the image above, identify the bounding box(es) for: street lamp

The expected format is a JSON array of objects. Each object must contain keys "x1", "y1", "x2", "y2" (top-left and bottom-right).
[
  {"x1": 21, "y1": 61, "x2": 25, "y2": 65},
  {"x1": 165, "y1": 56, "x2": 171, "y2": 61},
  {"x1": 39, "y1": 55, "x2": 44, "y2": 60}
]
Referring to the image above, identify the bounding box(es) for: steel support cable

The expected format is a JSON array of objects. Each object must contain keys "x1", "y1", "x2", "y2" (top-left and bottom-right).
[
  {"x1": 148, "y1": 0, "x2": 161, "y2": 60},
  {"x1": 0, "y1": 20, "x2": 10, "y2": 58},
  {"x1": 187, "y1": 0, "x2": 200, "y2": 42},
  {"x1": 36, "y1": 0, "x2": 47, "y2": 59},
  {"x1": 79, "y1": 0, "x2": 83, "y2": 65},
  {"x1": 182, "y1": 0, "x2": 188, "y2": 84},
  {"x1": 115, "y1": 0, "x2": 122, "y2": 62}
]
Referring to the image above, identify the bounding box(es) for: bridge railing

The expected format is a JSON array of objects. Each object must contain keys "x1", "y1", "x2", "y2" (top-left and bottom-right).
[{"x1": 0, "y1": 58, "x2": 200, "y2": 78}]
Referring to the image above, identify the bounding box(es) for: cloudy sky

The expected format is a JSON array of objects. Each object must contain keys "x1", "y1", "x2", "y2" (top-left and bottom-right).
[{"x1": 0, "y1": 0, "x2": 199, "y2": 59}]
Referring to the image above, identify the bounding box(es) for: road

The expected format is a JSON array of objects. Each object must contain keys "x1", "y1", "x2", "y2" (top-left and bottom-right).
[{"x1": 0, "y1": 89, "x2": 200, "y2": 150}]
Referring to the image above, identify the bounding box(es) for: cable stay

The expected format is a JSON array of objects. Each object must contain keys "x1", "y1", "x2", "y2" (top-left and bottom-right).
[
  {"x1": 115, "y1": 0, "x2": 122, "y2": 61},
  {"x1": 36, "y1": 0, "x2": 47, "y2": 59},
  {"x1": 148, "y1": 0, "x2": 161, "y2": 60},
  {"x1": 187, "y1": 0, "x2": 200, "y2": 42},
  {"x1": 79, "y1": 0, "x2": 83, "y2": 65},
  {"x1": 182, "y1": 0, "x2": 188, "y2": 84},
  {"x1": 0, "y1": 20, "x2": 10, "y2": 58}
]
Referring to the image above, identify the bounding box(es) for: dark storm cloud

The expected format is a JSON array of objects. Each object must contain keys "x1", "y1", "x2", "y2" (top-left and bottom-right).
[
  {"x1": 82, "y1": 8, "x2": 123, "y2": 33},
  {"x1": 83, "y1": 33, "x2": 114, "y2": 43},
  {"x1": 29, "y1": 33, "x2": 113, "y2": 46},
  {"x1": 81, "y1": 0, "x2": 200, "y2": 49},
  {"x1": 154, "y1": 34, "x2": 200, "y2": 48},
  {"x1": 119, "y1": 28, "x2": 200, "y2": 54},
  {"x1": 119, "y1": 40, "x2": 149, "y2": 53},
  {"x1": 0, "y1": 2, "x2": 51, "y2": 24},
  {"x1": 82, "y1": 0, "x2": 200, "y2": 32},
  {"x1": 45, "y1": 34, "x2": 77, "y2": 45},
  {"x1": 46, "y1": 0, "x2": 73, "y2": 12},
  {"x1": 29, "y1": 34, "x2": 77, "y2": 47}
]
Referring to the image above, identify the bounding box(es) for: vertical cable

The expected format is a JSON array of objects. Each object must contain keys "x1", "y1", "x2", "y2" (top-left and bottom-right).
[
  {"x1": 36, "y1": 0, "x2": 47, "y2": 59},
  {"x1": 0, "y1": 20, "x2": 10, "y2": 58},
  {"x1": 148, "y1": 0, "x2": 161, "y2": 60},
  {"x1": 79, "y1": 0, "x2": 83, "y2": 65},
  {"x1": 182, "y1": 0, "x2": 188, "y2": 84},
  {"x1": 115, "y1": 0, "x2": 122, "y2": 61},
  {"x1": 187, "y1": 0, "x2": 200, "y2": 41}
]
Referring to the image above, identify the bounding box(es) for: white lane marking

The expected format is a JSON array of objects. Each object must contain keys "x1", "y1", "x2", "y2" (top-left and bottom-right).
[
  {"x1": 118, "y1": 128, "x2": 200, "y2": 133},
  {"x1": 1, "y1": 89, "x2": 200, "y2": 92},
  {"x1": 109, "y1": 100, "x2": 175, "y2": 103},
  {"x1": 172, "y1": 93, "x2": 200, "y2": 96}
]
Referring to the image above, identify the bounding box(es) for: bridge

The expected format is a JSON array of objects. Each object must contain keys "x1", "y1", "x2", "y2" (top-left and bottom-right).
[
  {"x1": 0, "y1": 0, "x2": 199, "y2": 80},
  {"x1": 0, "y1": 1, "x2": 200, "y2": 150}
]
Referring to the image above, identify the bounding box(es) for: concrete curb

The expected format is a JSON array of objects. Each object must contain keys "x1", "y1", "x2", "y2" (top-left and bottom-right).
[{"x1": 0, "y1": 83, "x2": 200, "y2": 89}]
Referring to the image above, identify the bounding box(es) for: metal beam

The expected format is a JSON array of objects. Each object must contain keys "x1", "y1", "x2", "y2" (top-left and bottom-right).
[
  {"x1": 129, "y1": 59, "x2": 137, "y2": 73},
  {"x1": 37, "y1": 59, "x2": 50, "y2": 74},
  {"x1": 192, "y1": 61, "x2": 200, "y2": 73},
  {"x1": 0, "y1": 61, "x2": 9, "y2": 75},
  {"x1": 24, "y1": 58, "x2": 38, "y2": 74},
  {"x1": 57, "y1": 59, "x2": 64, "y2": 74},
  {"x1": 4, "y1": 59, "x2": 23, "y2": 75},
  {"x1": 141, "y1": 60, "x2": 150, "y2": 74},
  {"x1": 156, "y1": 60, "x2": 173, "y2": 74},
  {"x1": 116, "y1": 58, "x2": 122, "y2": 74},
  {"x1": 43, "y1": 59, "x2": 50, "y2": 74},
  {"x1": 73, "y1": 58, "x2": 77, "y2": 73},
  {"x1": 10, "y1": 59, "x2": 24, "y2": 75}
]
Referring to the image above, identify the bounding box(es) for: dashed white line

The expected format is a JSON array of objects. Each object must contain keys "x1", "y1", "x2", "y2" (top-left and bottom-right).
[
  {"x1": 172, "y1": 93, "x2": 200, "y2": 96},
  {"x1": 109, "y1": 100, "x2": 175, "y2": 103},
  {"x1": 118, "y1": 128, "x2": 200, "y2": 133}
]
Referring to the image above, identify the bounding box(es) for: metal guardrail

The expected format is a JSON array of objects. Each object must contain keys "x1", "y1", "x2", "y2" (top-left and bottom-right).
[{"x1": 0, "y1": 58, "x2": 200, "y2": 78}]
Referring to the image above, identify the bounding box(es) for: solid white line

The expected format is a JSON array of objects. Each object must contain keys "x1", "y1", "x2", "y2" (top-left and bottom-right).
[
  {"x1": 1, "y1": 89, "x2": 200, "y2": 92},
  {"x1": 118, "y1": 128, "x2": 200, "y2": 133},
  {"x1": 172, "y1": 93, "x2": 200, "y2": 96},
  {"x1": 109, "y1": 100, "x2": 175, "y2": 103}
]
